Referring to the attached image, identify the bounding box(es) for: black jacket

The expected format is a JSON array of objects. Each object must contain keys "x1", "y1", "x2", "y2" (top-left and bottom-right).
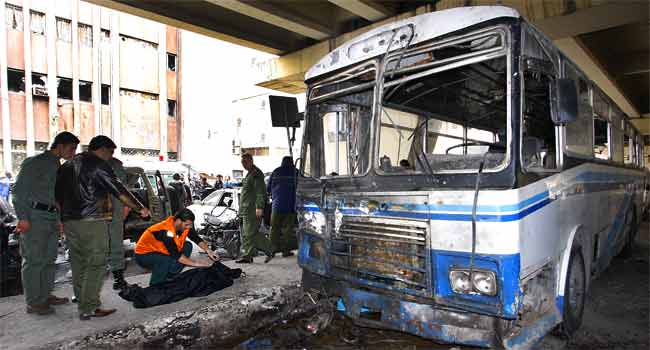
[
  {"x1": 168, "y1": 180, "x2": 186, "y2": 213},
  {"x1": 55, "y1": 152, "x2": 144, "y2": 221},
  {"x1": 119, "y1": 261, "x2": 242, "y2": 308}
]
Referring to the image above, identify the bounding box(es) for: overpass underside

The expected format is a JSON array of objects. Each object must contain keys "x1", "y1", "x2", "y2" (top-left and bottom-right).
[{"x1": 87, "y1": 0, "x2": 648, "y2": 134}]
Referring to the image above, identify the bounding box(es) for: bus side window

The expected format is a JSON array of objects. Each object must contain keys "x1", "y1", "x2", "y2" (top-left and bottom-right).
[
  {"x1": 522, "y1": 69, "x2": 557, "y2": 170},
  {"x1": 593, "y1": 91, "x2": 610, "y2": 160}
]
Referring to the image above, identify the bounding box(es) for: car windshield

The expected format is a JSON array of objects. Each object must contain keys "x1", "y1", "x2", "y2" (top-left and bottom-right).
[
  {"x1": 203, "y1": 190, "x2": 224, "y2": 206},
  {"x1": 302, "y1": 63, "x2": 375, "y2": 178}
]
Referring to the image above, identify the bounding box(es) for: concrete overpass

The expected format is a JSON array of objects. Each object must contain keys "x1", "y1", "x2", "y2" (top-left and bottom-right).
[{"x1": 86, "y1": 0, "x2": 648, "y2": 134}]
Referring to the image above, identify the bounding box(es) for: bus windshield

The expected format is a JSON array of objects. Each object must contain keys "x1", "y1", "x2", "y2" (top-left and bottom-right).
[
  {"x1": 303, "y1": 63, "x2": 376, "y2": 178},
  {"x1": 378, "y1": 30, "x2": 509, "y2": 174}
]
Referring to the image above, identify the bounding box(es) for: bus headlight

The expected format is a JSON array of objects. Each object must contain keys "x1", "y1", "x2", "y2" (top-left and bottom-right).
[
  {"x1": 299, "y1": 210, "x2": 326, "y2": 235},
  {"x1": 449, "y1": 269, "x2": 497, "y2": 296}
]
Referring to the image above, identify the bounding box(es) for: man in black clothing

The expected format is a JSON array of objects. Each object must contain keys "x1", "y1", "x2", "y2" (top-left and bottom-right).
[
  {"x1": 168, "y1": 173, "x2": 187, "y2": 212},
  {"x1": 214, "y1": 175, "x2": 224, "y2": 190},
  {"x1": 56, "y1": 135, "x2": 150, "y2": 320}
]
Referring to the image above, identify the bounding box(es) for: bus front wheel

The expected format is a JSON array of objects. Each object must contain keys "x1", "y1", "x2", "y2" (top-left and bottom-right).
[{"x1": 558, "y1": 246, "x2": 586, "y2": 338}]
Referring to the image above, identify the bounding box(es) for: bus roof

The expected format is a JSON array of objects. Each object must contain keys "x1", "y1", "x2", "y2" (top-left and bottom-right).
[{"x1": 305, "y1": 6, "x2": 519, "y2": 81}]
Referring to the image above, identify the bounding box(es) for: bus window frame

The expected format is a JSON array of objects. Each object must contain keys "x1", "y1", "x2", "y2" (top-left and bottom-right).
[
  {"x1": 562, "y1": 60, "x2": 594, "y2": 160},
  {"x1": 520, "y1": 26, "x2": 562, "y2": 174},
  {"x1": 375, "y1": 26, "x2": 512, "y2": 176},
  {"x1": 592, "y1": 89, "x2": 612, "y2": 161},
  {"x1": 303, "y1": 61, "x2": 379, "y2": 180}
]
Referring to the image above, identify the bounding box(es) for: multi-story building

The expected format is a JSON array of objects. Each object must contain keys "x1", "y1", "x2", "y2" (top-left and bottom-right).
[{"x1": 0, "y1": 0, "x2": 181, "y2": 173}]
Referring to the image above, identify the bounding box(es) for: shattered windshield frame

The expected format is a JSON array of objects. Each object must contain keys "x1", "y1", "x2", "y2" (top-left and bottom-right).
[
  {"x1": 376, "y1": 26, "x2": 512, "y2": 175},
  {"x1": 302, "y1": 62, "x2": 377, "y2": 179}
]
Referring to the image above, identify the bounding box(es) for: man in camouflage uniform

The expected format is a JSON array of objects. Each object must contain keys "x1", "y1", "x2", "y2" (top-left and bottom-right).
[
  {"x1": 236, "y1": 153, "x2": 274, "y2": 264},
  {"x1": 13, "y1": 132, "x2": 80, "y2": 315},
  {"x1": 108, "y1": 157, "x2": 130, "y2": 290}
]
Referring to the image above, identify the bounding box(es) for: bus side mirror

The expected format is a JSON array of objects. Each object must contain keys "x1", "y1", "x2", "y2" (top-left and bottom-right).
[{"x1": 550, "y1": 78, "x2": 578, "y2": 125}]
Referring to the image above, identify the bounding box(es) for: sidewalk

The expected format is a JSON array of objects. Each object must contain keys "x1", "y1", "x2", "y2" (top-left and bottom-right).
[{"x1": 0, "y1": 256, "x2": 307, "y2": 350}]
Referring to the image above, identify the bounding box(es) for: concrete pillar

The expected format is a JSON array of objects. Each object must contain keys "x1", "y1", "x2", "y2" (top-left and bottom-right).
[
  {"x1": 0, "y1": 0, "x2": 11, "y2": 171},
  {"x1": 72, "y1": 0, "x2": 80, "y2": 137},
  {"x1": 92, "y1": 7, "x2": 101, "y2": 134},
  {"x1": 109, "y1": 11, "x2": 120, "y2": 156},
  {"x1": 158, "y1": 24, "x2": 167, "y2": 159},
  {"x1": 46, "y1": 0, "x2": 58, "y2": 143},
  {"x1": 23, "y1": 0, "x2": 35, "y2": 156}
]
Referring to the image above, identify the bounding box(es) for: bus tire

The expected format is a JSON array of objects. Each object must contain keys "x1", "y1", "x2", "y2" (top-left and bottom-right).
[{"x1": 558, "y1": 246, "x2": 586, "y2": 338}]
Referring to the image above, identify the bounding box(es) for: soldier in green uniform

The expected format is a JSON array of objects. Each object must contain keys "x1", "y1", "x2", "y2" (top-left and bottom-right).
[
  {"x1": 13, "y1": 132, "x2": 80, "y2": 315},
  {"x1": 108, "y1": 157, "x2": 129, "y2": 290},
  {"x1": 236, "y1": 153, "x2": 275, "y2": 264}
]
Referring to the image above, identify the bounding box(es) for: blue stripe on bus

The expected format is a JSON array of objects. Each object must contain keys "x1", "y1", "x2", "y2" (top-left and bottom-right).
[
  {"x1": 304, "y1": 191, "x2": 549, "y2": 214},
  {"x1": 398, "y1": 191, "x2": 550, "y2": 213},
  {"x1": 303, "y1": 196, "x2": 553, "y2": 222},
  {"x1": 372, "y1": 198, "x2": 552, "y2": 222}
]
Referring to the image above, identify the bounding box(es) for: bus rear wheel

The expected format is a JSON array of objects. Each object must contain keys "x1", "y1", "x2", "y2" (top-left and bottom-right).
[{"x1": 558, "y1": 246, "x2": 586, "y2": 338}]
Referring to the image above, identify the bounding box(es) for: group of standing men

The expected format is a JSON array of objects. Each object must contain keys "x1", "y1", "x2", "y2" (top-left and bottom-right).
[
  {"x1": 14, "y1": 132, "x2": 151, "y2": 320},
  {"x1": 12, "y1": 132, "x2": 298, "y2": 320}
]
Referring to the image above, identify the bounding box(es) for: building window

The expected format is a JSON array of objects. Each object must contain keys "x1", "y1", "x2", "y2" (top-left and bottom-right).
[
  {"x1": 100, "y1": 29, "x2": 110, "y2": 44},
  {"x1": 30, "y1": 10, "x2": 45, "y2": 35},
  {"x1": 7, "y1": 69, "x2": 25, "y2": 92},
  {"x1": 32, "y1": 72, "x2": 48, "y2": 98},
  {"x1": 5, "y1": 4, "x2": 23, "y2": 31},
  {"x1": 57, "y1": 77, "x2": 73, "y2": 100},
  {"x1": 56, "y1": 18, "x2": 72, "y2": 43},
  {"x1": 79, "y1": 81, "x2": 92, "y2": 102},
  {"x1": 101, "y1": 84, "x2": 110, "y2": 105},
  {"x1": 11, "y1": 141, "x2": 27, "y2": 174},
  {"x1": 167, "y1": 99, "x2": 176, "y2": 118},
  {"x1": 167, "y1": 53, "x2": 176, "y2": 72},
  {"x1": 78, "y1": 23, "x2": 93, "y2": 47},
  {"x1": 35, "y1": 142, "x2": 49, "y2": 153}
]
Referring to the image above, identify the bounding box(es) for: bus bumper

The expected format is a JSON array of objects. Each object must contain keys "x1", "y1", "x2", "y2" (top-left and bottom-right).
[
  {"x1": 336, "y1": 286, "x2": 500, "y2": 348},
  {"x1": 303, "y1": 270, "x2": 503, "y2": 348}
]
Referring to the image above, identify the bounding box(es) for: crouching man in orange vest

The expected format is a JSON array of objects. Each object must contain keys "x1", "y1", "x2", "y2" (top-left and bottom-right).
[{"x1": 135, "y1": 208, "x2": 219, "y2": 286}]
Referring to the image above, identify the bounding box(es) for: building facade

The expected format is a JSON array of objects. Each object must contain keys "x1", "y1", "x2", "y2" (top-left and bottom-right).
[{"x1": 0, "y1": 0, "x2": 181, "y2": 173}]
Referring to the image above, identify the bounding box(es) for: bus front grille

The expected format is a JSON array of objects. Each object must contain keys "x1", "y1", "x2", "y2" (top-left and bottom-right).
[{"x1": 329, "y1": 216, "x2": 430, "y2": 295}]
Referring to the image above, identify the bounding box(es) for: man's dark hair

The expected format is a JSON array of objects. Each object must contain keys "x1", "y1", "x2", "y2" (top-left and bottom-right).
[
  {"x1": 51, "y1": 131, "x2": 80, "y2": 149},
  {"x1": 241, "y1": 153, "x2": 253, "y2": 161},
  {"x1": 173, "y1": 173, "x2": 181, "y2": 180},
  {"x1": 88, "y1": 135, "x2": 117, "y2": 151},
  {"x1": 217, "y1": 174, "x2": 223, "y2": 178},
  {"x1": 174, "y1": 208, "x2": 195, "y2": 222}
]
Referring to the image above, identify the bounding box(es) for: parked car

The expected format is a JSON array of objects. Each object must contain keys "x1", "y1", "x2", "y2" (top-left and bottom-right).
[
  {"x1": 187, "y1": 188, "x2": 240, "y2": 229},
  {"x1": 123, "y1": 166, "x2": 174, "y2": 241},
  {"x1": 0, "y1": 195, "x2": 20, "y2": 297}
]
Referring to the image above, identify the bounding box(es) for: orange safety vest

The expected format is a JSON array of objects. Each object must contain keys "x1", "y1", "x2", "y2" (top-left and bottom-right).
[{"x1": 135, "y1": 216, "x2": 190, "y2": 256}]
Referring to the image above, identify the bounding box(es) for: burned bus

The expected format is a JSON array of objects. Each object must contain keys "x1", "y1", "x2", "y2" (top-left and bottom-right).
[{"x1": 292, "y1": 6, "x2": 650, "y2": 349}]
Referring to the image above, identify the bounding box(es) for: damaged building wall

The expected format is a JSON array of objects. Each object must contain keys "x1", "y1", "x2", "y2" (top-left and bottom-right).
[
  {"x1": 119, "y1": 89, "x2": 160, "y2": 150},
  {"x1": 0, "y1": 0, "x2": 182, "y2": 173}
]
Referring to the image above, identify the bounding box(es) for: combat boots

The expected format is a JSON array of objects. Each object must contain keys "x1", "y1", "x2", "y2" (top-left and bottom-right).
[{"x1": 112, "y1": 269, "x2": 129, "y2": 290}]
